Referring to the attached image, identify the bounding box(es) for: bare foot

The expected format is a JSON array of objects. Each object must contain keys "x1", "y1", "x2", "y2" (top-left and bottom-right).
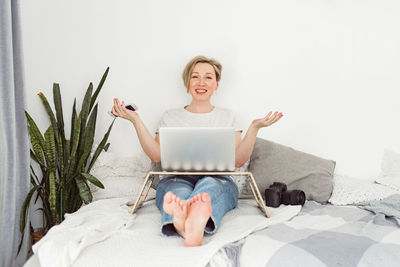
[
  {"x1": 184, "y1": 193, "x2": 212, "y2": 247},
  {"x1": 163, "y1": 191, "x2": 187, "y2": 237}
]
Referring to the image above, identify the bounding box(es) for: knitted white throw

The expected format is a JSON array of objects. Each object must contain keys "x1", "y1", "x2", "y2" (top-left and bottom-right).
[{"x1": 32, "y1": 198, "x2": 301, "y2": 267}]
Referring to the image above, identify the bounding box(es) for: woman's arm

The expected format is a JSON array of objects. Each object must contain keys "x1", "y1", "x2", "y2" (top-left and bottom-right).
[
  {"x1": 235, "y1": 111, "x2": 283, "y2": 168},
  {"x1": 235, "y1": 127, "x2": 258, "y2": 168},
  {"x1": 112, "y1": 98, "x2": 161, "y2": 162}
]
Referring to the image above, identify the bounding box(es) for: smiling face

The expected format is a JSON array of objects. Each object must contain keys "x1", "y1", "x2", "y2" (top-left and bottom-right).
[{"x1": 188, "y1": 62, "x2": 219, "y2": 101}]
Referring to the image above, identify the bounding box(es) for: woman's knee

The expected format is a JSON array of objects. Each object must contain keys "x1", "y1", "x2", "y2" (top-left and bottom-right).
[
  {"x1": 196, "y1": 176, "x2": 238, "y2": 199},
  {"x1": 156, "y1": 177, "x2": 194, "y2": 200}
]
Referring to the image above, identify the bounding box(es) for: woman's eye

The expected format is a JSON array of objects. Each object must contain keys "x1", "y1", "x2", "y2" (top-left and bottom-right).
[
  {"x1": 191, "y1": 76, "x2": 198, "y2": 79},
  {"x1": 207, "y1": 77, "x2": 212, "y2": 79}
]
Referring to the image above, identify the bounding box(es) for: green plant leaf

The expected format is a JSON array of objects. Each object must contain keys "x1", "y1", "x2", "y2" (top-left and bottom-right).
[
  {"x1": 90, "y1": 67, "x2": 109, "y2": 111},
  {"x1": 53, "y1": 83, "x2": 68, "y2": 176},
  {"x1": 57, "y1": 134, "x2": 64, "y2": 177},
  {"x1": 66, "y1": 157, "x2": 78, "y2": 185},
  {"x1": 87, "y1": 119, "x2": 115, "y2": 172},
  {"x1": 78, "y1": 83, "x2": 93, "y2": 153},
  {"x1": 75, "y1": 176, "x2": 92, "y2": 204},
  {"x1": 20, "y1": 185, "x2": 40, "y2": 232},
  {"x1": 104, "y1": 143, "x2": 110, "y2": 152},
  {"x1": 38, "y1": 92, "x2": 59, "y2": 157},
  {"x1": 28, "y1": 134, "x2": 45, "y2": 169},
  {"x1": 30, "y1": 174, "x2": 38, "y2": 187},
  {"x1": 81, "y1": 173, "x2": 104, "y2": 189},
  {"x1": 48, "y1": 171, "x2": 57, "y2": 224},
  {"x1": 44, "y1": 126, "x2": 56, "y2": 171},
  {"x1": 75, "y1": 152, "x2": 90, "y2": 178},
  {"x1": 84, "y1": 104, "x2": 98, "y2": 157},
  {"x1": 83, "y1": 104, "x2": 98, "y2": 155},
  {"x1": 53, "y1": 83, "x2": 65, "y2": 134},
  {"x1": 25, "y1": 111, "x2": 45, "y2": 166},
  {"x1": 30, "y1": 165, "x2": 40, "y2": 186},
  {"x1": 65, "y1": 140, "x2": 70, "y2": 161},
  {"x1": 33, "y1": 184, "x2": 42, "y2": 204},
  {"x1": 69, "y1": 106, "x2": 81, "y2": 163},
  {"x1": 75, "y1": 104, "x2": 98, "y2": 175},
  {"x1": 41, "y1": 171, "x2": 50, "y2": 195},
  {"x1": 18, "y1": 184, "x2": 40, "y2": 255},
  {"x1": 30, "y1": 149, "x2": 44, "y2": 170},
  {"x1": 64, "y1": 100, "x2": 80, "y2": 180},
  {"x1": 70, "y1": 99, "x2": 77, "y2": 147}
]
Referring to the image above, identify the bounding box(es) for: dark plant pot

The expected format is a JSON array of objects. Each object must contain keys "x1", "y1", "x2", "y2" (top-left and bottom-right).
[{"x1": 31, "y1": 228, "x2": 44, "y2": 244}]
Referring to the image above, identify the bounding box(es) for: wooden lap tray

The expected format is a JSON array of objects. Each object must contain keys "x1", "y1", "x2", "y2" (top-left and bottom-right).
[{"x1": 129, "y1": 171, "x2": 269, "y2": 218}]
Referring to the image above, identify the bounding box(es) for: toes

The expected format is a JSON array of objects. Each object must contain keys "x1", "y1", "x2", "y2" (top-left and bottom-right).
[
  {"x1": 164, "y1": 191, "x2": 174, "y2": 203},
  {"x1": 201, "y1": 193, "x2": 211, "y2": 202},
  {"x1": 187, "y1": 193, "x2": 203, "y2": 208},
  {"x1": 190, "y1": 194, "x2": 202, "y2": 203}
]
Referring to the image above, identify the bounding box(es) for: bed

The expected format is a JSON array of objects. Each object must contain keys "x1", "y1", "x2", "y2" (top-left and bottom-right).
[
  {"x1": 23, "y1": 139, "x2": 400, "y2": 267},
  {"x1": 24, "y1": 198, "x2": 400, "y2": 267},
  {"x1": 211, "y1": 200, "x2": 400, "y2": 267}
]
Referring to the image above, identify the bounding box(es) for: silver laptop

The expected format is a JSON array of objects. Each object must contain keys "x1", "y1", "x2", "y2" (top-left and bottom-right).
[{"x1": 159, "y1": 127, "x2": 235, "y2": 172}]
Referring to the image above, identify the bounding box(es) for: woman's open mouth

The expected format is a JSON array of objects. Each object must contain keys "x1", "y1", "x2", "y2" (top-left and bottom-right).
[{"x1": 195, "y1": 89, "x2": 207, "y2": 95}]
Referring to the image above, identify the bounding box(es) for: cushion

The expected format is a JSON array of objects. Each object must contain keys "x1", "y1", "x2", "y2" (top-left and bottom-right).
[
  {"x1": 329, "y1": 173, "x2": 399, "y2": 205},
  {"x1": 89, "y1": 151, "x2": 156, "y2": 201},
  {"x1": 375, "y1": 149, "x2": 400, "y2": 191},
  {"x1": 247, "y1": 137, "x2": 336, "y2": 203}
]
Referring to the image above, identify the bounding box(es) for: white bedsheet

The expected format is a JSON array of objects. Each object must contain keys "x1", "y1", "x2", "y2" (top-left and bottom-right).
[{"x1": 31, "y1": 198, "x2": 301, "y2": 267}]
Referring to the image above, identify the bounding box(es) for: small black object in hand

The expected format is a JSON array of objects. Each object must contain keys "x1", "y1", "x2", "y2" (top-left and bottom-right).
[
  {"x1": 264, "y1": 182, "x2": 306, "y2": 207},
  {"x1": 109, "y1": 103, "x2": 138, "y2": 118},
  {"x1": 125, "y1": 105, "x2": 136, "y2": 111}
]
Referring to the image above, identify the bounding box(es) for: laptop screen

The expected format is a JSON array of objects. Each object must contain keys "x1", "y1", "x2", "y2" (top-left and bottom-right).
[{"x1": 159, "y1": 127, "x2": 235, "y2": 172}]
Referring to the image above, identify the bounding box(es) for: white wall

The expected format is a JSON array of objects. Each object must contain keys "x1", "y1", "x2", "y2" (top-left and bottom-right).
[{"x1": 21, "y1": 0, "x2": 400, "y2": 180}]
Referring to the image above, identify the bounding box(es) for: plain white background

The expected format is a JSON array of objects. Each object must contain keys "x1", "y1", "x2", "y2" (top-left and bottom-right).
[{"x1": 21, "y1": 0, "x2": 400, "y2": 181}]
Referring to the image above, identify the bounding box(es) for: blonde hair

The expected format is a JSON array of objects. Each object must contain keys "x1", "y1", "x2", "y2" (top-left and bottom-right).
[{"x1": 182, "y1": 56, "x2": 222, "y2": 92}]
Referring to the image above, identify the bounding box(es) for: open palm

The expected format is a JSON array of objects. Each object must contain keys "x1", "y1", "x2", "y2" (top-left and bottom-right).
[{"x1": 252, "y1": 111, "x2": 283, "y2": 129}]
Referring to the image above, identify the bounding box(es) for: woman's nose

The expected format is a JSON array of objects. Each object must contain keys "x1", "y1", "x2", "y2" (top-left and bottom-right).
[{"x1": 199, "y1": 77, "x2": 206, "y2": 85}]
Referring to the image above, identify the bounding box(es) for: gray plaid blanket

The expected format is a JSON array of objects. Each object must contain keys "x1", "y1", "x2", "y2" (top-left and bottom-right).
[{"x1": 210, "y1": 201, "x2": 400, "y2": 267}]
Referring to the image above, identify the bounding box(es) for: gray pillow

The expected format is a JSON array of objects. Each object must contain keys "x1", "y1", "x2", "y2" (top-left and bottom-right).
[{"x1": 248, "y1": 137, "x2": 336, "y2": 203}]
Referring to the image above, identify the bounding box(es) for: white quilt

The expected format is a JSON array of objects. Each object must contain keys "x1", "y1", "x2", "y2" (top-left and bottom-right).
[{"x1": 32, "y1": 198, "x2": 301, "y2": 267}]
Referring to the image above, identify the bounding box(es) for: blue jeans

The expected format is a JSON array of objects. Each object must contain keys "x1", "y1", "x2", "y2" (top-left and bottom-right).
[{"x1": 155, "y1": 175, "x2": 239, "y2": 236}]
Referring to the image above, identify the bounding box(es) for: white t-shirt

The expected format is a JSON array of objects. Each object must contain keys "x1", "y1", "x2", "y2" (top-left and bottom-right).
[{"x1": 155, "y1": 106, "x2": 243, "y2": 134}]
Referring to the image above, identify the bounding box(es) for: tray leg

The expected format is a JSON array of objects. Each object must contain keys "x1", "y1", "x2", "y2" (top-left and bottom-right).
[
  {"x1": 138, "y1": 178, "x2": 154, "y2": 208},
  {"x1": 247, "y1": 173, "x2": 270, "y2": 218},
  {"x1": 130, "y1": 172, "x2": 154, "y2": 214}
]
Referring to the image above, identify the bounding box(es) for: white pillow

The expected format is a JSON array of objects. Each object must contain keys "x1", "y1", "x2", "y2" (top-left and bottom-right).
[
  {"x1": 328, "y1": 173, "x2": 398, "y2": 205},
  {"x1": 89, "y1": 151, "x2": 156, "y2": 201},
  {"x1": 375, "y1": 149, "x2": 400, "y2": 191},
  {"x1": 90, "y1": 151, "x2": 251, "y2": 200}
]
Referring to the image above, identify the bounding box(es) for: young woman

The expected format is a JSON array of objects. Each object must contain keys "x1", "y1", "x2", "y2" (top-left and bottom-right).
[{"x1": 112, "y1": 56, "x2": 283, "y2": 246}]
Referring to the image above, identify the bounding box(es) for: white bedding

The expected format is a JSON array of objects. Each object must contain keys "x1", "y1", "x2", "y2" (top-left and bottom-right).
[{"x1": 29, "y1": 198, "x2": 301, "y2": 267}]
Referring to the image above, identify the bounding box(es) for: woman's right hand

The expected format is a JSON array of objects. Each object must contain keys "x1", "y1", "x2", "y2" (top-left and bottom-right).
[{"x1": 112, "y1": 98, "x2": 139, "y2": 124}]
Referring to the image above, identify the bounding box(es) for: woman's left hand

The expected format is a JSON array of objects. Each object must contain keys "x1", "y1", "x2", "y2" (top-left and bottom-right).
[{"x1": 251, "y1": 111, "x2": 283, "y2": 129}]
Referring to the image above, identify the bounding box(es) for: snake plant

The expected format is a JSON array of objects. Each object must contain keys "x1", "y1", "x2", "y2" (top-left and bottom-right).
[{"x1": 19, "y1": 67, "x2": 115, "y2": 249}]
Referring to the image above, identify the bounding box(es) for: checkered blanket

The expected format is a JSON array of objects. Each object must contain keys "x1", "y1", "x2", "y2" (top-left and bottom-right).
[{"x1": 210, "y1": 201, "x2": 400, "y2": 267}]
